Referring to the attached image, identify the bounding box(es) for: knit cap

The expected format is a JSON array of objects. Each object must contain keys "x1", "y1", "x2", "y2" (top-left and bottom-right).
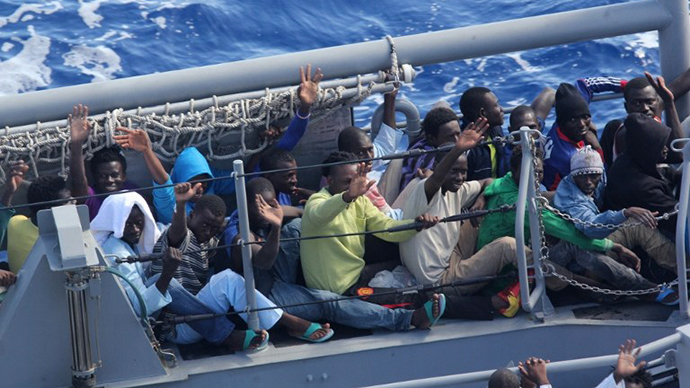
[
  {"x1": 555, "y1": 83, "x2": 590, "y2": 122},
  {"x1": 570, "y1": 146, "x2": 604, "y2": 176}
]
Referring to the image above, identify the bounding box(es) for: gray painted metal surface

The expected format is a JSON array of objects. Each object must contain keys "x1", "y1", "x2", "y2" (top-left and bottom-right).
[
  {"x1": 672, "y1": 138, "x2": 690, "y2": 319},
  {"x1": 658, "y1": 0, "x2": 690, "y2": 119},
  {"x1": 0, "y1": 0, "x2": 674, "y2": 128}
]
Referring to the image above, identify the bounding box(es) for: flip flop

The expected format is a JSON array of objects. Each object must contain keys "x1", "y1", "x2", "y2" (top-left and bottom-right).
[
  {"x1": 655, "y1": 284, "x2": 679, "y2": 306},
  {"x1": 291, "y1": 323, "x2": 334, "y2": 343},
  {"x1": 243, "y1": 330, "x2": 269, "y2": 351},
  {"x1": 423, "y1": 293, "x2": 446, "y2": 327}
]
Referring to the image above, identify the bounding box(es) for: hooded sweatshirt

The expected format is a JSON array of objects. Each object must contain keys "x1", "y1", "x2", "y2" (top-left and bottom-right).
[
  {"x1": 477, "y1": 172, "x2": 613, "y2": 252},
  {"x1": 91, "y1": 192, "x2": 170, "y2": 316},
  {"x1": 153, "y1": 147, "x2": 235, "y2": 224},
  {"x1": 605, "y1": 113, "x2": 677, "y2": 234}
]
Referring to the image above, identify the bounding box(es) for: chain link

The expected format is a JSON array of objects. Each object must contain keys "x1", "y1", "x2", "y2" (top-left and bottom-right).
[{"x1": 543, "y1": 202, "x2": 680, "y2": 231}]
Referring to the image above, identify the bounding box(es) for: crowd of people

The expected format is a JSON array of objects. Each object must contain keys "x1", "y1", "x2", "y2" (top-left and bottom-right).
[{"x1": 0, "y1": 64, "x2": 687, "y2": 383}]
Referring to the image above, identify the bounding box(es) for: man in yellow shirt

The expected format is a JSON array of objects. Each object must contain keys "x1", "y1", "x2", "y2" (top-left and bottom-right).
[
  {"x1": 300, "y1": 151, "x2": 440, "y2": 296},
  {"x1": 8, "y1": 176, "x2": 75, "y2": 273}
]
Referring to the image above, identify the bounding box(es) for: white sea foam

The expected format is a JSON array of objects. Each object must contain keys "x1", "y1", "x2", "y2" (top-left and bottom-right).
[
  {"x1": 1, "y1": 43, "x2": 14, "y2": 52},
  {"x1": 0, "y1": 26, "x2": 52, "y2": 95},
  {"x1": 63, "y1": 45, "x2": 122, "y2": 83},
  {"x1": 152, "y1": 16, "x2": 167, "y2": 29},
  {"x1": 78, "y1": 0, "x2": 107, "y2": 29},
  {"x1": 0, "y1": 1, "x2": 63, "y2": 28},
  {"x1": 504, "y1": 52, "x2": 544, "y2": 73}
]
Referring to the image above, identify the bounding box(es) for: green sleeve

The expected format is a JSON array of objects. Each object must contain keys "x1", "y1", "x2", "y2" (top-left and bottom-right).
[
  {"x1": 542, "y1": 210, "x2": 613, "y2": 252},
  {"x1": 304, "y1": 192, "x2": 349, "y2": 226},
  {"x1": 364, "y1": 198, "x2": 416, "y2": 242}
]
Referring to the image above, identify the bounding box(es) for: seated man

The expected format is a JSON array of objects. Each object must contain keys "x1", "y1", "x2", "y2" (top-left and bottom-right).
[
  {"x1": 68, "y1": 104, "x2": 137, "y2": 220},
  {"x1": 554, "y1": 146, "x2": 676, "y2": 272},
  {"x1": 115, "y1": 65, "x2": 322, "y2": 224},
  {"x1": 337, "y1": 89, "x2": 404, "y2": 219},
  {"x1": 478, "y1": 146, "x2": 677, "y2": 304},
  {"x1": 229, "y1": 177, "x2": 444, "y2": 332},
  {"x1": 149, "y1": 183, "x2": 333, "y2": 342},
  {"x1": 301, "y1": 151, "x2": 438, "y2": 296},
  {"x1": 8, "y1": 175, "x2": 75, "y2": 273},
  {"x1": 91, "y1": 192, "x2": 270, "y2": 350},
  {"x1": 605, "y1": 113, "x2": 681, "y2": 237},
  {"x1": 399, "y1": 107, "x2": 461, "y2": 192}
]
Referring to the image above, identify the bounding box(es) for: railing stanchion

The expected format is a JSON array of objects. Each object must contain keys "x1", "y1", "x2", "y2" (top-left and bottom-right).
[
  {"x1": 672, "y1": 139, "x2": 690, "y2": 319},
  {"x1": 233, "y1": 160, "x2": 260, "y2": 331}
]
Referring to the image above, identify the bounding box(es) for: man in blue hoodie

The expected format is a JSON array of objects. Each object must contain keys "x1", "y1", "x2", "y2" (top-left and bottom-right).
[{"x1": 553, "y1": 146, "x2": 677, "y2": 273}]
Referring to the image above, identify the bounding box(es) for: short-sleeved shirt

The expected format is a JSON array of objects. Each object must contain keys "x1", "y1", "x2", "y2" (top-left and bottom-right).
[
  {"x1": 399, "y1": 179, "x2": 482, "y2": 284},
  {"x1": 150, "y1": 228, "x2": 218, "y2": 295},
  {"x1": 7, "y1": 215, "x2": 39, "y2": 274}
]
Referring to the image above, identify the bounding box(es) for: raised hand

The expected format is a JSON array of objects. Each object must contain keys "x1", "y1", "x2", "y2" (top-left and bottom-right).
[
  {"x1": 298, "y1": 64, "x2": 323, "y2": 112},
  {"x1": 456, "y1": 117, "x2": 489, "y2": 151},
  {"x1": 256, "y1": 194, "x2": 284, "y2": 227},
  {"x1": 414, "y1": 213, "x2": 439, "y2": 231},
  {"x1": 114, "y1": 127, "x2": 152, "y2": 152},
  {"x1": 624, "y1": 207, "x2": 658, "y2": 229},
  {"x1": 259, "y1": 125, "x2": 286, "y2": 146},
  {"x1": 645, "y1": 72, "x2": 674, "y2": 103},
  {"x1": 343, "y1": 163, "x2": 374, "y2": 202},
  {"x1": 174, "y1": 182, "x2": 202, "y2": 203},
  {"x1": 5, "y1": 160, "x2": 28, "y2": 194},
  {"x1": 69, "y1": 104, "x2": 91, "y2": 145},
  {"x1": 613, "y1": 339, "x2": 646, "y2": 383}
]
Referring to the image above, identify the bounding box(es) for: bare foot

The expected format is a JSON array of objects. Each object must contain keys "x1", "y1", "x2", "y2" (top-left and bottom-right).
[
  {"x1": 279, "y1": 313, "x2": 332, "y2": 340},
  {"x1": 411, "y1": 293, "x2": 440, "y2": 330},
  {"x1": 223, "y1": 330, "x2": 267, "y2": 351}
]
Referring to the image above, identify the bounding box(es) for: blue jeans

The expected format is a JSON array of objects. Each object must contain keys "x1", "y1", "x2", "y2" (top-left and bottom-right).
[
  {"x1": 269, "y1": 281, "x2": 413, "y2": 332},
  {"x1": 163, "y1": 278, "x2": 235, "y2": 345}
]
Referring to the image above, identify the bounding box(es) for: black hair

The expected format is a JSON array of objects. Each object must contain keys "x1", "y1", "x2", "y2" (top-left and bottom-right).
[
  {"x1": 321, "y1": 151, "x2": 356, "y2": 177},
  {"x1": 433, "y1": 143, "x2": 467, "y2": 166},
  {"x1": 509, "y1": 105, "x2": 537, "y2": 128},
  {"x1": 259, "y1": 148, "x2": 296, "y2": 173},
  {"x1": 509, "y1": 145, "x2": 544, "y2": 173},
  {"x1": 27, "y1": 175, "x2": 68, "y2": 215},
  {"x1": 337, "y1": 126, "x2": 370, "y2": 153},
  {"x1": 625, "y1": 369, "x2": 652, "y2": 388},
  {"x1": 487, "y1": 368, "x2": 519, "y2": 388},
  {"x1": 623, "y1": 76, "x2": 653, "y2": 101},
  {"x1": 459, "y1": 86, "x2": 492, "y2": 122},
  {"x1": 194, "y1": 194, "x2": 227, "y2": 217},
  {"x1": 89, "y1": 146, "x2": 127, "y2": 175},
  {"x1": 422, "y1": 107, "x2": 459, "y2": 138},
  {"x1": 246, "y1": 177, "x2": 275, "y2": 198}
]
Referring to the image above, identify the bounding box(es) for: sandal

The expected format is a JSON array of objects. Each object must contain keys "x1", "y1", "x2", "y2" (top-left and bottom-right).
[
  {"x1": 290, "y1": 323, "x2": 334, "y2": 343},
  {"x1": 655, "y1": 284, "x2": 679, "y2": 306},
  {"x1": 497, "y1": 281, "x2": 521, "y2": 318},
  {"x1": 423, "y1": 293, "x2": 446, "y2": 327},
  {"x1": 243, "y1": 330, "x2": 269, "y2": 351}
]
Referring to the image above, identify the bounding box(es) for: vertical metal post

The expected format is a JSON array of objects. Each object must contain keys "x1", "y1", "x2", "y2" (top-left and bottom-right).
[
  {"x1": 233, "y1": 160, "x2": 260, "y2": 331},
  {"x1": 672, "y1": 139, "x2": 690, "y2": 319},
  {"x1": 658, "y1": 0, "x2": 690, "y2": 122},
  {"x1": 677, "y1": 325, "x2": 690, "y2": 385},
  {"x1": 65, "y1": 271, "x2": 96, "y2": 388}
]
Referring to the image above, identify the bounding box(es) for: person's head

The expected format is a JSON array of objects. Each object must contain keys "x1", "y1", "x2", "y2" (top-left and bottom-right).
[
  {"x1": 422, "y1": 107, "x2": 461, "y2": 147},
  {"x1": 246, "y1": 177, "x2": 276, "y2": 230},
  {"x1": 555, "y1": 83, "x2": 591, "y2": 142},
  {"x1": 122, "y1": 205, "x2": 145, "y2": 246},
  {"x1": 338, "y1": 127, "x2": 375, "y2": 172},
  {"x1": 171, "y1": 147, "x2": 214, "y2": 202},
  {"x1": 434, "y1": 144, "x2": 468, "y2": 193},
  {"x1": 27, "y1": 175, "x2": 74, "y2": 216},
  {"x1": 90, "y1": 147, "x2": 127, "y2": 194},
  {"x1": 569, "y1": 146, "x2": 604, "y2": 196},
  {"x1": 460, "y1": 87, "x2": 505, "y2": 127},
  {"x1": 624, "y1": 113, "x2": 672, "y2": 172},
  {"x1": 322, "y1": 151, "x2": 358, "y2": 195},
  {"x1": 510, "y1": 145, "x2": 544, "y2": 184},
  {"x1": 188, "y1": 194, "x2": 226, "y2": 244},
  {"x1": 260, "y1": 149, "x2": 298, "y2": 194},
  {"x1": 509, "y1": 105, "x2": 540, "y2": 132},
  {"x1": 624, "y1": 369, "x2": 652, "y2": 388},
  {"x1": 624, "y1": 77, "x2": 661, "y2": 118},
  {"x1": 487, "y1": 368, "x2": 519, "y2": 388}
]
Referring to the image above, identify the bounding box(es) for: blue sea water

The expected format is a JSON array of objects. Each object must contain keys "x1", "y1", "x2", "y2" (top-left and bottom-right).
[{"x1": 0, "y1": 0, "x2": 661, "y2": 129}]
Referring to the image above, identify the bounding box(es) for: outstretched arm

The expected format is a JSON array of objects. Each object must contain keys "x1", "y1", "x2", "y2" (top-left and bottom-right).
[
  {"x1": 231, "y1": 195, "x2": 284, "y2": 271},
  {"x1": 168, "y1": 182, "x2": 201, "y2": 247},
  {"x1": 68, "y1": 104, "x2": 91, "y2": 201},
  {"x1": 646, "y1": 72, "x2": 684, "y2": 163},
  {"x1": 424, "y1": 118, "x2": 489, "y2": 202},
  {"x1": 1, "y1": 160, "x2": 28, "y2": 207},
  {"x1": 114, "y1": 127, "x2": 169, "y2": 185},
  {"x1": 530, "y1": 87, "x2": 555, "y2": 120},
  {"x1": 275, "y1": 64, "x2": 323, "y2": 151},
  {"x1": 613, "y1": 339, "x2": 647, "y2": 384}
]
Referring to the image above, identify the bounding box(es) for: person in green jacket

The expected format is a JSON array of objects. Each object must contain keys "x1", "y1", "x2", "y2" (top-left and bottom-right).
[{"x1": 477, "y1": 146, "x2": 677, "y2": 303}]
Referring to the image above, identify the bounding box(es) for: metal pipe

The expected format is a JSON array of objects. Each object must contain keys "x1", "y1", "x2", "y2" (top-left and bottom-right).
[
  {"x1": 233, "y1": 160, "x2": 259, "y2": 331},
  {"x1": 515, "y1": 128, "x2": 535, "y2": 312},
  {"x1": 672, "y1": 138, "x2": 690, "y2": 319},
  {"x1": 0, "y1": 1, "x2": 671, "y2": 128},
  {"x1": 65, "y1": 273, "x2": 96, "y2": 387},
  {"x1": 658, "y1": 0, "x2": 690, "y2": 121},
  {"x1": 363, "y1": 332, "x2": 683, "y2": 388}
]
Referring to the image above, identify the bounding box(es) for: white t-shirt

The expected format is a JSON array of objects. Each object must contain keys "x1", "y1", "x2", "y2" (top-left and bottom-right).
[{"x1": 399, "y1": 179, "x2": 482, "y2": 284}]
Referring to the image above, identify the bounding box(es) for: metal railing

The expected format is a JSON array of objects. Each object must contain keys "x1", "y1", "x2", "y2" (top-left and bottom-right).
[{"x1": 672, "y1": 138, "x2": 690, "y2": 319}]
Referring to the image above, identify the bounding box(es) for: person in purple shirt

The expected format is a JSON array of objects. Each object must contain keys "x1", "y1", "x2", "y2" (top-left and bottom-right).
[{"x1": 68, "y1": 104, "x2": 138, "y2": 220}]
